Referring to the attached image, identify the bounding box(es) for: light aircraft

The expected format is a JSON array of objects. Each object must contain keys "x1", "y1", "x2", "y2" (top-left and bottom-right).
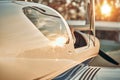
[{"x1": 0, "y1": 0, "x2": 120, "y2": 80}]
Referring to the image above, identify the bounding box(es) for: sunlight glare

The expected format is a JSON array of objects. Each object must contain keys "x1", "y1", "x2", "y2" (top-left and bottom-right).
[
  {"x1": 51, "y1": 36, "x2": 67, "y2": 47},
  {"x1": 101, "y1": 1, "x2": 112, "y2": 16}
]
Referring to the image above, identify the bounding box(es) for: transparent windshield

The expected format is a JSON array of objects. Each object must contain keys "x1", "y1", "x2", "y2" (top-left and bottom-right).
[{"x1": 23, "y1": 7, "x2": 68, "y2": 42}]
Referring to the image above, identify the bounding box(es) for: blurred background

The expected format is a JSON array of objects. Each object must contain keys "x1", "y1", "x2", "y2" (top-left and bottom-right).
[{"x1": 24, "y1": 0, "x2": 120, "y2": 21}]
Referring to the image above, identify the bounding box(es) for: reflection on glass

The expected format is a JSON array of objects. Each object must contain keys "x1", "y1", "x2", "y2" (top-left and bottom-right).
[{"x1": 23, "y1": 7, "x2": 68, "y2": 45}]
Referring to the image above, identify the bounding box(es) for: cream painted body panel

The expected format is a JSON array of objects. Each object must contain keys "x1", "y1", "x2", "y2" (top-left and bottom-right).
[{"x1": 0, "y1": 1, "x2": 100, "y2": 80}]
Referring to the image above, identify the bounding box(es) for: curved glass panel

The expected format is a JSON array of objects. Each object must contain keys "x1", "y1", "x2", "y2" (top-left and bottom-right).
[{"x1": 23, "y1": 7, "x2": 69, "y2": 43}]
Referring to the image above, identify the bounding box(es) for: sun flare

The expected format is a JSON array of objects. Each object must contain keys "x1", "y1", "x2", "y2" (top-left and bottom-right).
[{"x1": 101, "y1": 1, "x2": 112, "y2": 16}]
